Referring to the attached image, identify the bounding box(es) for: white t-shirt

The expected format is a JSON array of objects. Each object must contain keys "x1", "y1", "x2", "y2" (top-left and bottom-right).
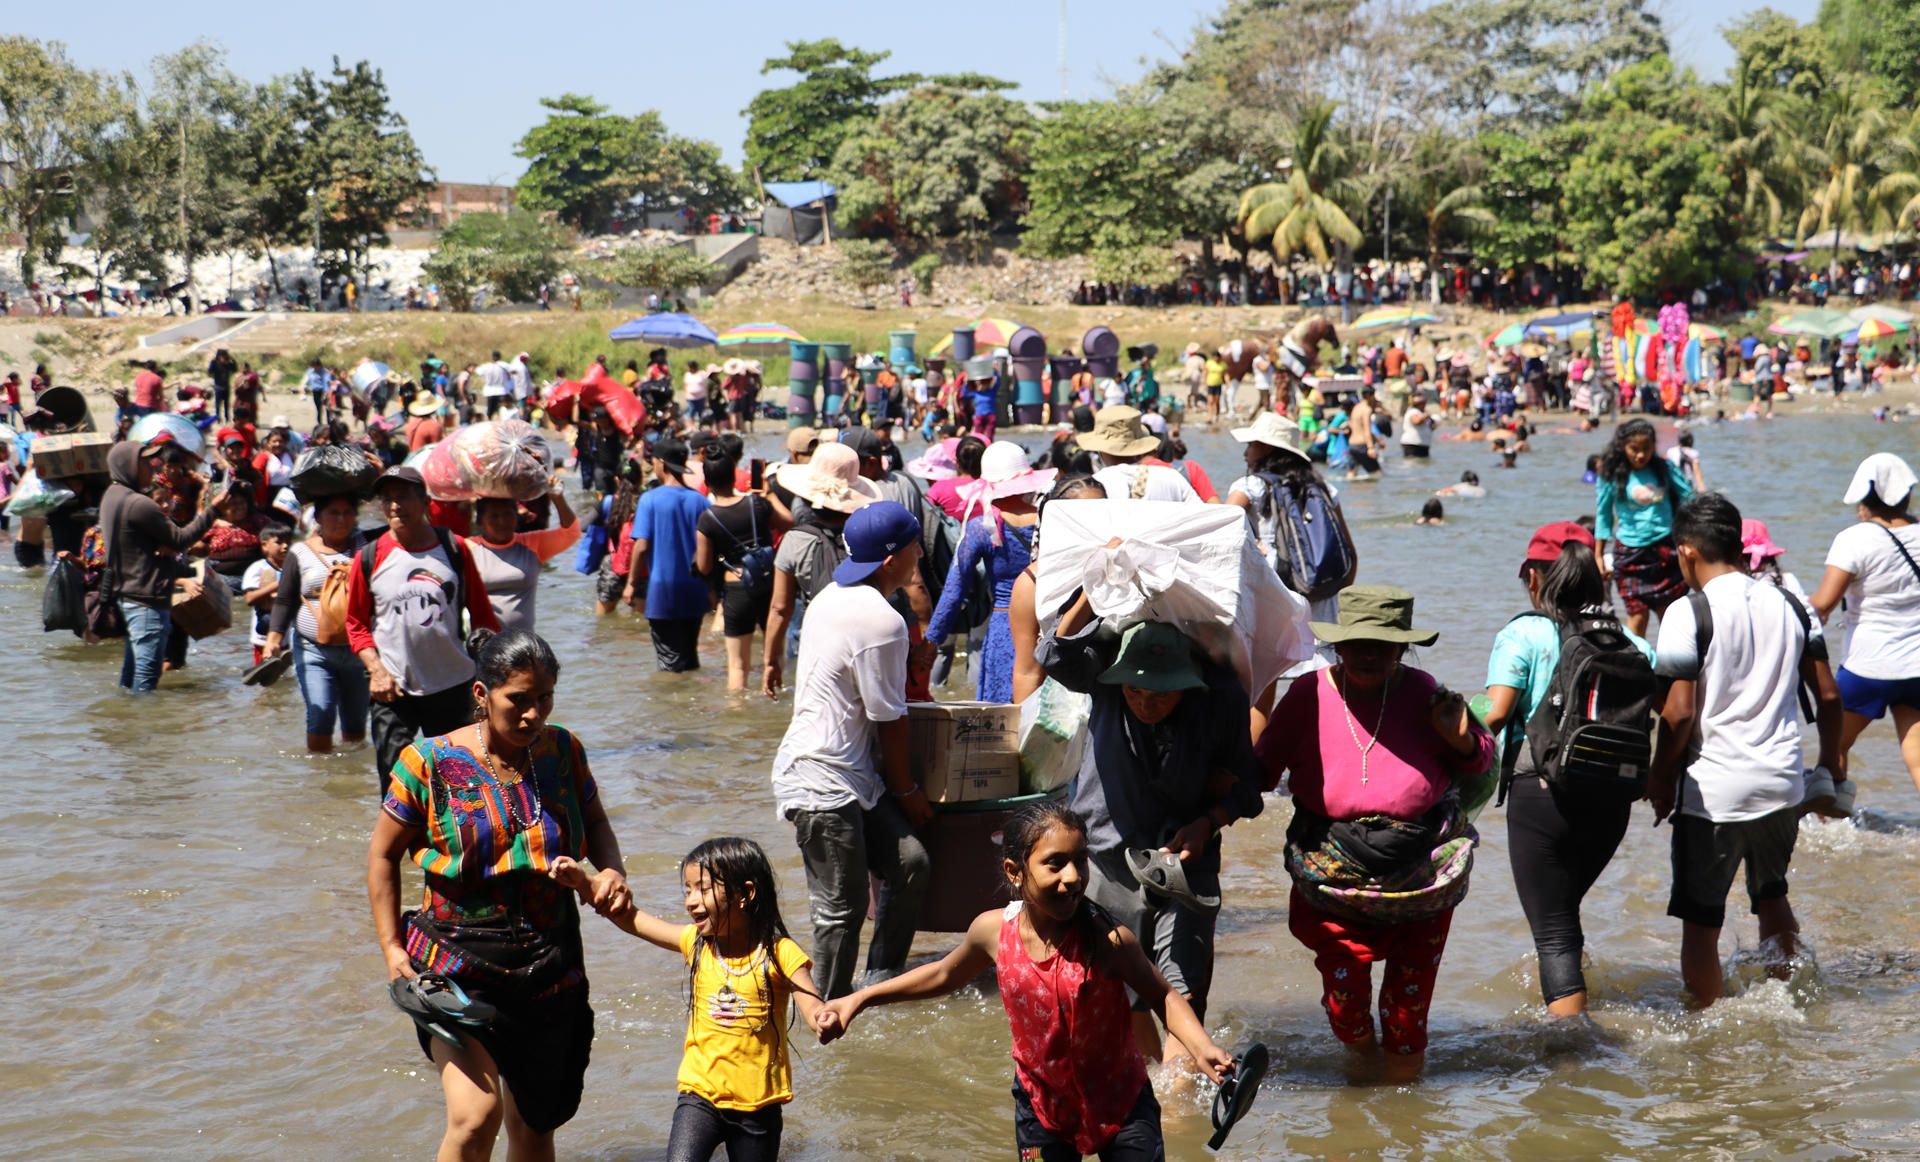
[
  {"x1": 1654, "y1": 572, "x2": 1806, "y2": 822},
  {"x1": 1399, "y1": 409, "x2": 1435, "y2": 448},
  {"x1": 1094, "y1": 463, "x2": 1199, "y2": 503},
  {"x1": 477, "y1": 361, "x2": 510, "y2": 398},
  {"x1": 242, "y1": 559, "x2": 278, "y2": 647},
  {"x1": 770, "y1": 583, "x2": 909, "y2": 818},
  {"x1": 507, "y1": 360, "x2": 531, "y2": 400},
  {"x1": 684, "y1": 371, "x2": 709, "y2": 401},
  {"x1": 1824, "y1": 521, "x2": 1920, "y2": 680}
]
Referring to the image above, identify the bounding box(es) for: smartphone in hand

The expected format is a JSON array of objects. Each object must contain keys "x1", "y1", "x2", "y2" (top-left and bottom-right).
[{"x1": 749, "y1": 458, "x2": 765, "y2": 491}]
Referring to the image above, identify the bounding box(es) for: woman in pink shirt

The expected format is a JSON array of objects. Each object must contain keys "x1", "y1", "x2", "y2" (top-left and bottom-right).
[{"x1": 1256, "y1": 585, "x2": 1492, "y2": 1083}]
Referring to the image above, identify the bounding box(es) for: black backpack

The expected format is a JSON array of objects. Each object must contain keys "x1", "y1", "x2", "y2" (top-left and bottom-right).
[
  {"x1": 1498, "y1": 611, "x2": 1659, "y2": 803},
  {"x1": 1256, "y1": 471, "x2": 1358, "y2": 601}
]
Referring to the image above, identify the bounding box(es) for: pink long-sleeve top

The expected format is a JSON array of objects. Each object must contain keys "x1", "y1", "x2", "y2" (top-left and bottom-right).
[{"x1": 1256, "y1": 666, "x2": 1493, "y2": 821}]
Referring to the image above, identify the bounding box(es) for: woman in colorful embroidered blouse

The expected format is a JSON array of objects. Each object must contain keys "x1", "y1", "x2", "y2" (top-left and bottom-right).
[{"x1": 368, "y1": 628, "x2": 632, "y2": 1160}]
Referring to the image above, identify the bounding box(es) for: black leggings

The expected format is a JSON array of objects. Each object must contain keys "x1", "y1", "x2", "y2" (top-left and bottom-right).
[
  {"x1": 668, "y1": 1093, "x2": 781, "y2": 1162},
  {"x1": 1505, "y1": 777, "x2": 1632, "y2": 1004}
]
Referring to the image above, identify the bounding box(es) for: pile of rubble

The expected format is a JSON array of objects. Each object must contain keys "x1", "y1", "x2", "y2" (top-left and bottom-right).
[{"x1": 711, "y1": 237, "x2": 1092, "y2": 308}]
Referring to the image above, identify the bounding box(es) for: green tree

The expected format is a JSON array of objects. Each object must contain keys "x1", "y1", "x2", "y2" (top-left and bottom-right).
[
  {"x1": 514, "y1": 94, "x2": 652, "y2": 234},
  {"x1": 1236, "y1": 102, "x2": 1362, "y2": 266},
  {"x1": 420, "y1": 208, "x2": 565, "y2": 311},
  {"x1": 594, "y1": 245, "x2": 715, "y2": 297},
  {"x1": 742, "y1": 40, "x2": 915, "y2": 181},
  {"x1": 1021, "y1": 101, "x2": 1184, "y2": 260},
  {"x1": 834, "y1": 238, "x2": 895, "y2": 305},
  {"x1": 1723, "y1": 8, "x2": 1833, "y2": 99},
  {"x1": 142, "y1": 42, "x2": 262, "y2": 305},
  {"x1": 0, "y1": 37, "x2": 129, "y2": 286},
  {"x1": 1789, "y1": 75, "x2": 1896, "y2": 249},
  {"x1": 1417, "y1": 0, "x2": 1668, "y2": 126},
  {"x1": 1475, "y1": 130, "x2": 1569, "y2": 272},
  {"x1": 1820, "y1": 0, "x2": 1920, "y2": 107},
  {"x1": 1562, "y1": 112, "x2": 1740, "y2": 296},
  {"x1": 1718, "y1": 61, "x2": 1792, "y2": 237},
  {"x1": 828, "y1": 81, "x2": 1032, "y2": 249},
  {"x1": 1395, "y1": 131, "x2": 1493, "y2": 302},
  {"x1": 513, "y1": 95, "x2": 745, "y2": 235}
]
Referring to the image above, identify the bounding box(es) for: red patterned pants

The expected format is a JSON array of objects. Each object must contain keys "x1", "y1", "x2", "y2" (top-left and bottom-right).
[{"x1": 1288, "y1": 887, "x2": 1455, "y2": 1056}]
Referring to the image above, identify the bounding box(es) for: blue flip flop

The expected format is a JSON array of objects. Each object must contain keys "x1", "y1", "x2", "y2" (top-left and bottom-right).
[
  {"x1": 1206, "y1": 1042, "x2": 1270, "y2": 1154},
  {"x1": 388, "y1": 974, "x2": 496, "y2": 1046}
]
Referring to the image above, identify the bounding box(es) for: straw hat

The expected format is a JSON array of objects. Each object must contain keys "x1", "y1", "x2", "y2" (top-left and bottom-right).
[
  {"x1": 1231, "y1": 412, "x2": 1307, "y2": 459},
  {"x1": 774, "y1": 442, "x2": 879, "y2": 514},
  {"x1": 407, "y1": 394, "x2": 444, "y2": 417},
  {"x1": 1310, "y1": 585, "x2": 1439, "y2": 647},
  {"x1": 1184, "y1": 342, "x2": 1202, "y2": 357},
  {"x1": 1077, "y1": 406, "x2": 1161, "y2": 457},
  {"x1": 723, "y1": 358, "x2": 745, "y2": 377}
]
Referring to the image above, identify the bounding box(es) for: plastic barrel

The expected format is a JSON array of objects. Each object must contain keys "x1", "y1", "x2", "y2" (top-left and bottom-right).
[
  {"x1": 789, "y1": 341, "x2": 820, "y2": 368},
  {"x1": 1008, "y1": 326, "x2": 1047, "y2": 360},
  {"x1": 1082, "y1": 326, "x2": 1120, "y2": 379},
  {"x1": 786, "y1": 395, "x2": 816, "y2": 429},
  {"x1": 823, "y1": 393, "x2": 844, "y2": 418},
  {"x1": 889, "y1": 330, "x2": 917, "y2": 368},
  {"x1": 821, "y1": 341, "x2": 853, "y2": 385},
  {"x1": 860, "y1": 364, "x2": 880, "y2": 387},
  {"x1": 789, "y1": 358, "x2": 819, "y2": 382},
  {"x1": 950, "y1": 327, "x2": 976, "y2": 364}
]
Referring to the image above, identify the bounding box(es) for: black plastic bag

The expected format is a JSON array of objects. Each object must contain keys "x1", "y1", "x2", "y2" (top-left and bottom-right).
[
  {"x1": 43, "y1": 557, "x2": 86, "y2": 634},
  {"x1": 290, "y1": 443, "x2": 379, "y2": 500}
]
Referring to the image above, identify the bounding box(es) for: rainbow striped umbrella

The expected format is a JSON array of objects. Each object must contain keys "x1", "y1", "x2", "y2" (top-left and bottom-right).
[
  {"x1": 1351, "y1": 306, "x2": 1439, "y2": 331},
  {"x1": 717, "y1": 321, "x2": 808, "y2": 349},
  {"x1": 1856, "y1": 316, "x2": 1905, "y2": 342}
]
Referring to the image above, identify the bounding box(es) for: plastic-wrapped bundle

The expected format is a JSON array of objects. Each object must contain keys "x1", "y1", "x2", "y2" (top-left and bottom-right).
[
  {"x1": 350, "y1": 360, "x2": 392, "y2": 397},
  {"x1": 420, "y1": 418, "x2": 553, "y2": 502},
  {"x1": 130, "y1": 412, "x2": 206, "y2": 459},
  {"x1": 4, "y1": 470, "x2": 77, "y2": 518},
  {"x1": 290, "y1": 443, "x2": 381, "y2": 499}
]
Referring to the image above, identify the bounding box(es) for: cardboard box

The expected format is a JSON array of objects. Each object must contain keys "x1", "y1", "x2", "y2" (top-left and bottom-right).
[
  {"x1": 30, "y1": 432, "x2": 112, "y2": 479},
  {"x1": 171, "y1": 562, "x2": 234, "y2": 639},
  {"x1": 908, "y1": 701, "x2": 1022, "y2": 803}
]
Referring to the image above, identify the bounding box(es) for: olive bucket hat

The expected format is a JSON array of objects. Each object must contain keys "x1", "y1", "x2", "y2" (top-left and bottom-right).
[{"x1": 1309, "y1": 584, "x2": 1439, "y2": 647}]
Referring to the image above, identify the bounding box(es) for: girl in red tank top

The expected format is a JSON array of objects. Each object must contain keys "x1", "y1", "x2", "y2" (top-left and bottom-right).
[{"x1": 816, "y1": 801, "x2": 1233, "y2": 1159}]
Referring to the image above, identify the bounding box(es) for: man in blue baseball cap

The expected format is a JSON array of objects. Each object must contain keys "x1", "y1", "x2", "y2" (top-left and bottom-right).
[{"x1": 770, "y1": 500, "x2": 933, "y2": 997}]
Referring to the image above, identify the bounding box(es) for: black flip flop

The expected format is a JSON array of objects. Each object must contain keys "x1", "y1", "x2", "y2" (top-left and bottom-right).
[
  {"x1": 1206, "y1": 1042, "x2": 1270, "y2": 1154},
  {"x1": 388, "y1": 978, "x2": 464, "y2": 1048},
  {"x1": 242, "y1": 651, "x2": 293, "y2": 687},
  {"x1": 409, "y1": 973, "x2": 497, "y2": 1027},
  {"x1": 1124, "y1": 848, "x2": 1221, "y2": 915}
]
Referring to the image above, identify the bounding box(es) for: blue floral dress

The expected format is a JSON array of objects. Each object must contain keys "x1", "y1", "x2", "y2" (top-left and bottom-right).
[{"x1": 927, "y1": 517, "x2": 1034, "y2": 703}]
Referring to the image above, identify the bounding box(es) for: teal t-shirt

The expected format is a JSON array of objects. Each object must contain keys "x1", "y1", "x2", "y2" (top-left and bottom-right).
[
  {"x1": 1594, "y1": 465, "x2": 1694, "y2": 547},
  {"x1": 1485, "y1": 612, "x2": 1655, "y2": 764}
]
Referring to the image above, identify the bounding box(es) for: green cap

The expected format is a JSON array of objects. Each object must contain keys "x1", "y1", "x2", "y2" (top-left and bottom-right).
[{"x1": 1098, "y1": 621, "x2": 1206, "y2": 692}]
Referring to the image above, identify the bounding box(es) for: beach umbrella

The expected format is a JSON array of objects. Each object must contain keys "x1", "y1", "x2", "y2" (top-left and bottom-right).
[
  {"x1": 1856, "y1": 317, "x2": 1904, "y2": 342},
  {"x1": 1350, "y1": 306, "x2": 1439, "y2": 331},
  {"x1": 717, "y1": 321, "x2": 808, "y2": 349},
  {"x1": 609, "y1": 312, "x2": 717, "y2": 348},
  {"x1": 1849, "y1": 303, "x2": 1915, "y2": 327},
  {"x1": 1687, "y1": 323, "x2": 1728, "y2": 343},
  {"x1": 1521, "y1": 312, "x2": 1598, "y2": 341},
  {"x1": 1487, "y1": 323, "x2": 1528, "y2": 348},
  {"x1": 1767, "y1": 308, "x2": 1856, "y2": 340},
  {"x1": 928, "y1": 317, "x2": 1027, "y2": 355}
]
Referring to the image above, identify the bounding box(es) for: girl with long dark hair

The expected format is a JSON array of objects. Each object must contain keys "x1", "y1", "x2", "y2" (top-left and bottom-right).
[{"x1": 1595, "y1": 417, "x2": 1694, "y2": 636}]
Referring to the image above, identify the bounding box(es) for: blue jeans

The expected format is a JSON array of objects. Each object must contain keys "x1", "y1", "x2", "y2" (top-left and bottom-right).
[
  {"x1": 118, "y1": 600, "x2": 171, "y2": 691},
  {"x1": 292, "y1": 633, "x2": 371, "y2": 738}
]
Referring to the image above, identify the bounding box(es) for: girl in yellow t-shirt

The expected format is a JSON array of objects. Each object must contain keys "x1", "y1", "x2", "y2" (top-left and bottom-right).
[{"x1": 552, "y1": 837, "x2": 823, "y2": 1160}]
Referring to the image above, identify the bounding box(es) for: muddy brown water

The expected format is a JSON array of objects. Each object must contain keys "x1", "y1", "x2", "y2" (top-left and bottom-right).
[{"x1": 3, "y1": 412, "x2": 1917, "y2": 1160}]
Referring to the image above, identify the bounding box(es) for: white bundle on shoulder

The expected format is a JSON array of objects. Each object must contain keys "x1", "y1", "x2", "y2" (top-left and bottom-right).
[{"x1": 1034, "y1": 499, "x2": 1313, "y2": 696}]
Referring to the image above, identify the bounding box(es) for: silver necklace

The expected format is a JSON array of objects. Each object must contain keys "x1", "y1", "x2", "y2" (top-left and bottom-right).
[
  {"x1": 477, "y1": 724, "x2": 541, "y2": 830},
  {"x1": 1336, "y1": 667, "x2": 1394, "y2": 785}
]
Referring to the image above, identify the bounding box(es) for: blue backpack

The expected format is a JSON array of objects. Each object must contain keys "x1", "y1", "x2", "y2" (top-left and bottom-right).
[{"x1": 1256, "y1": 471, "x2": 1358, "y2": 601}]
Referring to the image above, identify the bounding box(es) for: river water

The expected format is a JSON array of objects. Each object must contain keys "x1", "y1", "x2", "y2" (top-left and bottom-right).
[{"x1": 3, "y1": 412, "x2": 1917, "y2": 1160}]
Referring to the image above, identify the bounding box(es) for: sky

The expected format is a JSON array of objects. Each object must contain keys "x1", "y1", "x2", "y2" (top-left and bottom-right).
[{"x1": 18, "y1": 0, "x2": 1823, "y2": 184}]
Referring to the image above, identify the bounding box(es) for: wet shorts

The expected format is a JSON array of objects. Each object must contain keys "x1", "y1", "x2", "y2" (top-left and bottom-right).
[
  {"x1": 1667, "y1": 805, "x2": 1799, "y2": 929},
  {"x1": 1013, "y1": 1079, "x2": 1161, "y2": 1162},
  {"x1": 596, "y1": 561, "x2": 626, "y2": 606},
  {"x1": 721, "y1": 580, "x2": 771, "y2": 637},
  {"x1": 1836, "y1": 666, "x2": 1920, "y2": 720}
]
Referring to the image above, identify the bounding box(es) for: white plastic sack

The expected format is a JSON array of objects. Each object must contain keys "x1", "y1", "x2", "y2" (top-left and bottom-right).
[
  {"x1": 1034, "y1": 499, "x2": 1313, "y2": 697},
  {"x1": 1018, "y1": 678, "x2": 1090, "y2": 794},
  {"x1": 350, "y1": 359, "x2": 392, "y2": 397}
]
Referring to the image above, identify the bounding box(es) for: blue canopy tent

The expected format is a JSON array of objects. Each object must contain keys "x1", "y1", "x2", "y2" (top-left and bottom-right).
[
  {"x1": 609, "y1": 312, "x2": 717, "y2": 348},
  {"x1": 759, "y1": 181, "x2": 838, "y2": 245},
  {"x1": 1522, "y1": 311, "x2": 1600, "y2": 340}
]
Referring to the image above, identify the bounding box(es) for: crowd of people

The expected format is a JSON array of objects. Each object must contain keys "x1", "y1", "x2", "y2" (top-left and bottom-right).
[{"x1": 4, "y1": 332, "x2": 1917, "y2": 1162}]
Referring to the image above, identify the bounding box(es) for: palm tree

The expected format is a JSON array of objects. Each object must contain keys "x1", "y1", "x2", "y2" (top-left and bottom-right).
[
  {"x1": 1718, "y1": 61, "x2": 1789, "y2": 238},
  {"x1": 1396, "y1": 130, "x2": 1493, "y2": 303},
  {"x1": 1790, "y1": 75, "x2": 1894, "y2": 254},
  {"x1": 1866, "y1": 105, "x2": 1920, "y2": 237},
  {"x1": 1237, "y1": 101, "x2": 1363, "y2": 269}
]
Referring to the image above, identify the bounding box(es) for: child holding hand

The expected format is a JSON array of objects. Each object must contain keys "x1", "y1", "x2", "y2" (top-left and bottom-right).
[
  {"x1": 815, "y1": 801, "x2": 1234, "y2": 1161},
  {"x1": 551, "y1": 837, "x2": 824, "y2": 1162}
]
